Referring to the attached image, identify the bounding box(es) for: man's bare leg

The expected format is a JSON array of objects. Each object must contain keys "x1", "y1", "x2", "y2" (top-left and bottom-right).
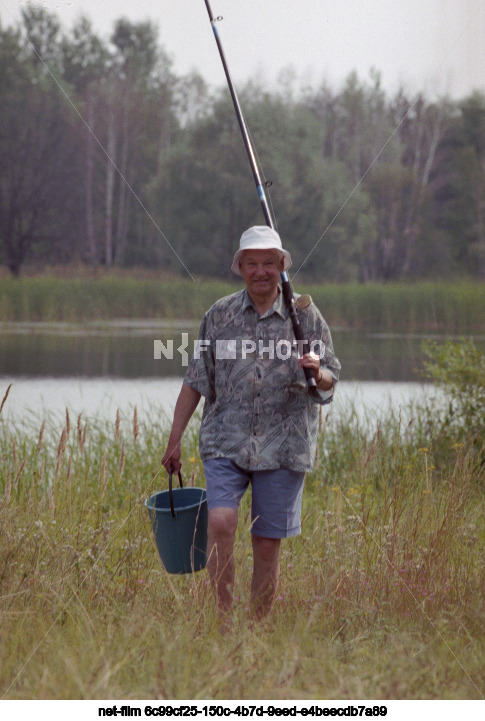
[
  {"x1": 250, "y1": 535, "x2": 281, "y2": 620},
  {"x1": 206, "y1": 507, "x2": 238, "y2": 614}
]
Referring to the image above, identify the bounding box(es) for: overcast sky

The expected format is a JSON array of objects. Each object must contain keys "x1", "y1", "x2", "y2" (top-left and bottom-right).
[{"x1": 2, "y1": 0, "x2": 484, "y2": 99}]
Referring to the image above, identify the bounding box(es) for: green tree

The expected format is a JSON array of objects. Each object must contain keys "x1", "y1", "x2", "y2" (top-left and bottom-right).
[
  {"x1": 423, "y1": 339, "x2": 485, "y2": 464},
  {"x1": 443, "y1": 93, "x2": 485, "y2": 277},
  {"x1": 152, "y1": 91, "x2": 257, "y2": 278},
  {"x1": 0, "y1": 17, "x2": 79, "y2": 275},
  {"x1": 61, "y1": 16, "x2": 110, "y2": 264},
  {"x1": 153, "y1": 82, "x2": 375, "y2": 281},
  {"x1": 21, "y1": 5, "x2": 63, "y2": 73},
  {"x1": 60, "y1": 16, "x2": 176, "y2": 268},
  {"x1": 100, "y1": 19, "x2": 176, "y2": 267}
]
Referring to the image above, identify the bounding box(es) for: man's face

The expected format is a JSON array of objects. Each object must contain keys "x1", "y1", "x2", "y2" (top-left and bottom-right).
[{"x1": 239, "y1": 249, "x2": 283, "y2": 297}]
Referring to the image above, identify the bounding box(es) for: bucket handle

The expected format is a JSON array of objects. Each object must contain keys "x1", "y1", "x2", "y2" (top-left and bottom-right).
[{"x1": 168, "y1": 465, "x2": 183, "y2": 518}]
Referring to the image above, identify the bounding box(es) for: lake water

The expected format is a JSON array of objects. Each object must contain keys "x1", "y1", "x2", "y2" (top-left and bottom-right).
[
  {"x1": 0, "y1": 375, "x2": 438, "y2": 430},
  {"x1": 0, "y1": 322, "x2": 451, "y2": 429},
  {"x1": 0, "y1": 323, "x2": 438, "y2": 380}
]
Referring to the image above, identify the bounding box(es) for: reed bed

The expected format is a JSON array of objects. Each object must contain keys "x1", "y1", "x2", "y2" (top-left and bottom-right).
[
  {"x1": 0, "y1": 384, "x2": 483, "y2": 700},
  {"x1": 0, "y1": 276, "x2": 484, "y2": 332},
  {"x1": 306, "y1": 281, "x2": 485, "y2": 334}
]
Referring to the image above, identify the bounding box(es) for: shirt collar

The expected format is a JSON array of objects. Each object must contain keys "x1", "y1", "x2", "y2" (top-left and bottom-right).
[{"x1": 241, "y1": 287, "x2": 288, "y2": 319}]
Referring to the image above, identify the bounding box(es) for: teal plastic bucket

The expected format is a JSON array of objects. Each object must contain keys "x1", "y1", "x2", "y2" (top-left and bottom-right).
[{"x1": 146, "y1": 470, "x2": 208, "y2": 574}]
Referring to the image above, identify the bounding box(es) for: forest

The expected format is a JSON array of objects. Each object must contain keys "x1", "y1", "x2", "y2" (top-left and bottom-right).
[{"x1": 1, "y1": 6, "x2": 485, "y2": 281}]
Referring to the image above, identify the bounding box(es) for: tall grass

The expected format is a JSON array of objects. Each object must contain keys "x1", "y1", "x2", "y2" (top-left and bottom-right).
[
  {"x1": 305, "y1": 281, "x2": 485, "y2": 333},
  {"x1": 0, "y1": 276, "x2": 484, "y2": 332},
  {"x1": 0, "y1": 276, "x2": 233, "y2": 325},
  {"x1": 0, "y1": 386, "x2": 483, "y2": 700}
]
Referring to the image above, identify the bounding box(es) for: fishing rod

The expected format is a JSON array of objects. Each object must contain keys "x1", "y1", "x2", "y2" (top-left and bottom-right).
[{"x1": 203, "y1": 0, "x2": 318, "y2": 396}]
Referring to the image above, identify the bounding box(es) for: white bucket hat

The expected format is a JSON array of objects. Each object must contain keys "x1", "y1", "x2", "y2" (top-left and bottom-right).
[{"x1": 231, "y1": 226, "x2": 292, "y2": 276}]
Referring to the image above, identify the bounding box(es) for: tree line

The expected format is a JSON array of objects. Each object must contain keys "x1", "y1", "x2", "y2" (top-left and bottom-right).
[{"x1": 1, "y1": 7, "x2": 484, "y2": 281}]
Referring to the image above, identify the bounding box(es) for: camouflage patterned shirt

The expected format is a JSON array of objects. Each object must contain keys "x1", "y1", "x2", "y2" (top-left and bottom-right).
[{"x1": 184, "y1": 288, "x2": 340, "y2": 471}]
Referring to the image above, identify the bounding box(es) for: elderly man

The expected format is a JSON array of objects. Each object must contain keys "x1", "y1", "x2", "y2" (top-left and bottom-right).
[{"x1": 162, "y1": 226, "x2": 340, "y2": 620}]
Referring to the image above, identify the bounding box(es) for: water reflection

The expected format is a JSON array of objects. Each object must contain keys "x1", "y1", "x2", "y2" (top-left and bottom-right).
[
  {"x1": 335, "y1": 331, "x2": 426, "y2": 381},
  {"x1": 0, "y1": 326, "x2": 440, "y2": 382}
]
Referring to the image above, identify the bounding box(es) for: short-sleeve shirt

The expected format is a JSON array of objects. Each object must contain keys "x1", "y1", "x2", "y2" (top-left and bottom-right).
[{"x1": 184, "y1": 288, "x2": 341, "y2": 472}]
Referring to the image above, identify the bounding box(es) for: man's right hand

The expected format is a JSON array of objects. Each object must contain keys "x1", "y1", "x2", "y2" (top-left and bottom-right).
[
  {"x1": 160, "y1": 383, "x2": 201, "y2": 474},
  {"x1": 161, "y1": 435, "x2": 182, "y2": 473}
]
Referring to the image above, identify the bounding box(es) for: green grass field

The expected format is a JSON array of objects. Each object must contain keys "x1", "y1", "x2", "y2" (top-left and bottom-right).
[
  {"x1": 0, "y1": 273, "x2": 484, "y2": 332},
  {"x1": 1, "y1": 376, "x2": 483, "y2": 700}
]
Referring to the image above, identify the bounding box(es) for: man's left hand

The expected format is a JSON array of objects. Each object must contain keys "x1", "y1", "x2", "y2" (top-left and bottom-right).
[
  {"x1": 299, "y1": 352, "x2": 333, "y2": 390},
  {"x1": 298, "y1": 351, "x2": 321, "y2": 381}
]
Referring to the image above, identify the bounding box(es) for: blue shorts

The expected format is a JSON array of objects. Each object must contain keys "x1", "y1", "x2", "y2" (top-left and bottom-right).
[{"x1": 203, "y1": 458, "x2": 305, "y2": 539}]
